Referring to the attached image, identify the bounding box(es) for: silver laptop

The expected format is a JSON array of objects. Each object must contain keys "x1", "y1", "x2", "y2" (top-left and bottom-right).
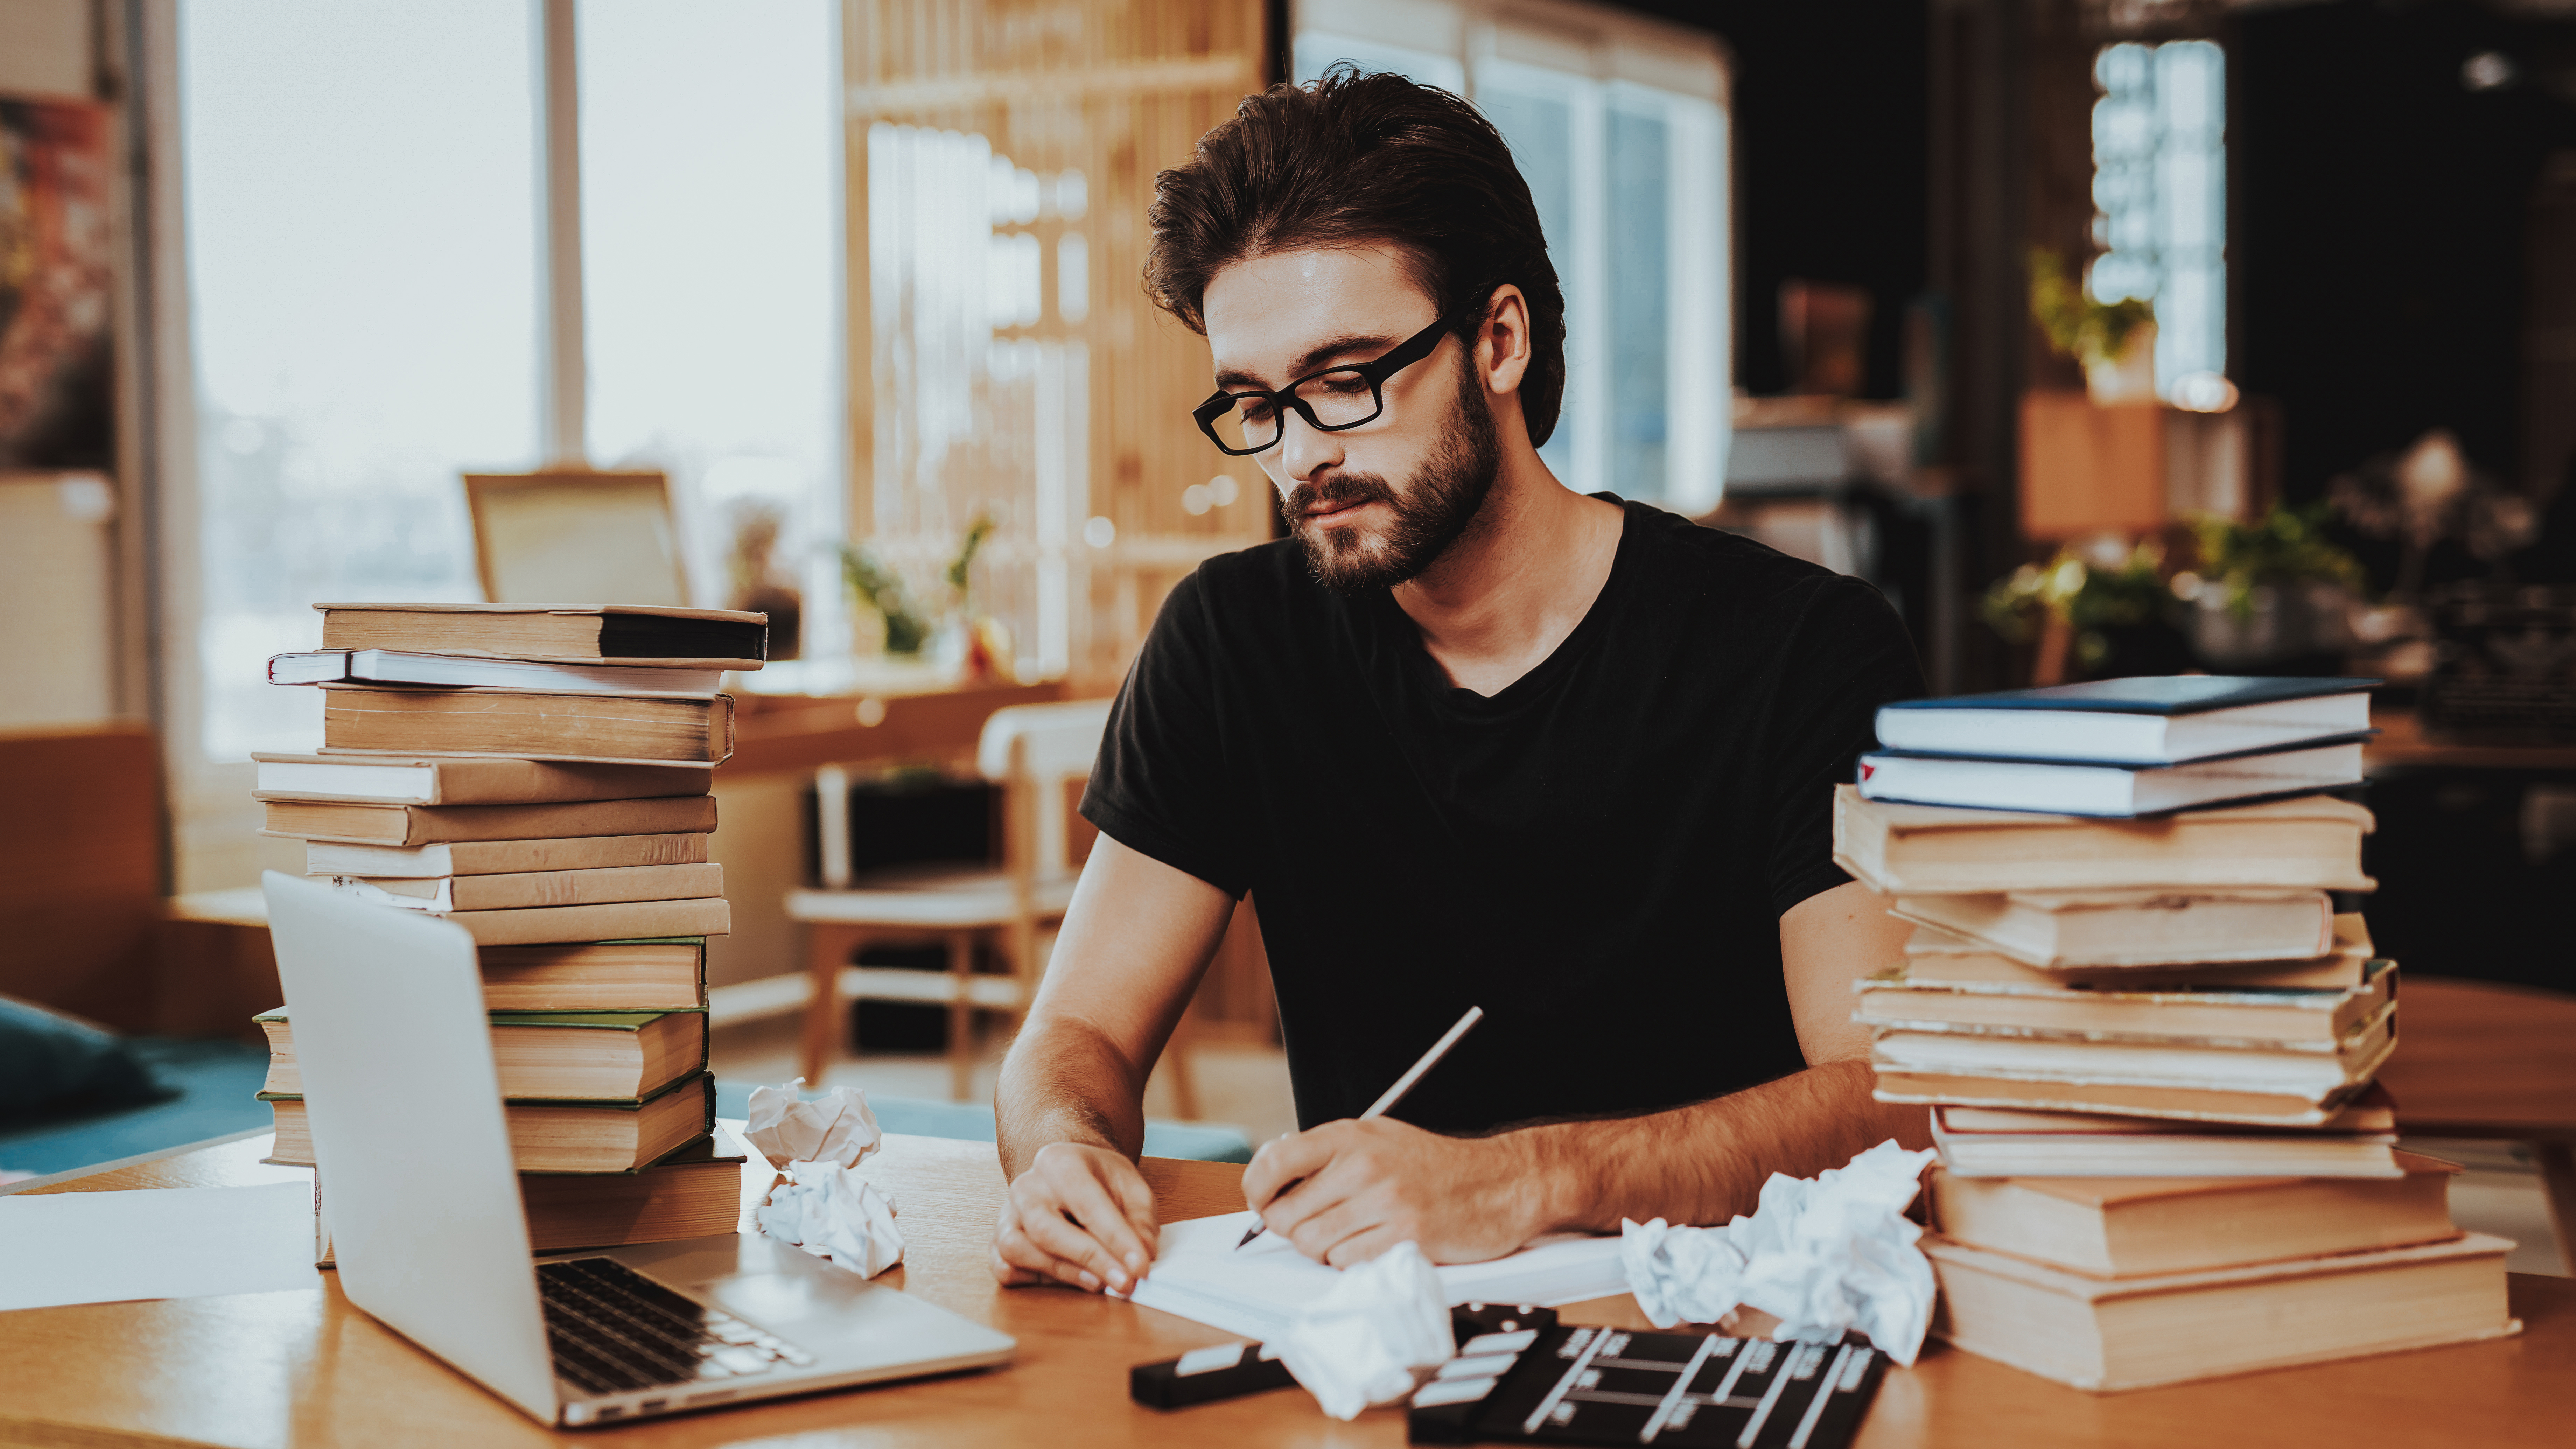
[{"x1": 261, "y1": 871, "x2": 1014, "y2": 1427}]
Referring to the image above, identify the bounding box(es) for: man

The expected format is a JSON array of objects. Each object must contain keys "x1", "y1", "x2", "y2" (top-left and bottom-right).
[{"x1": 989, "y1": 69, "x2": 1926, "y2": 1296}]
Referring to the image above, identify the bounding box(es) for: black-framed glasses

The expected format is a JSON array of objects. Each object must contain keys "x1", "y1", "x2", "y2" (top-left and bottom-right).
[{"x1": 1191, "y1": 308, "x2": 1463, "y2": 456}]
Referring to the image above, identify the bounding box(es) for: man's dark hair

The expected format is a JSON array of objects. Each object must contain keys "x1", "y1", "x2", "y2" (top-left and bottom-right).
[{"x1": 1145, "y1": 66, "x2": 1569, "y2": 447}]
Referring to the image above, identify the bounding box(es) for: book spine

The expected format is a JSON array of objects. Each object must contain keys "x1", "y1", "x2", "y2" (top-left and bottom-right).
[
  {"x1": 449, "y1": 897, "x2": 733, "y2": 945},
  {"x1": 444, "y1": 832, "x2": 712, "y2": 874},
  {"x1": 268, "y1": 794, "x2": 720, "y2": 846},
  {"x1": 415, "y1": 755, "x2": 715, "y2": 805},
  {"x1": 320, "y1": 687, "x2": 728, "y2": 765},
  {"x1": 444, "y1": 862, "x2": 725, "y2": 911}
]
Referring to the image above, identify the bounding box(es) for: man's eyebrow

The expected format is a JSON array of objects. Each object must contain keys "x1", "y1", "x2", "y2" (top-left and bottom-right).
[{"x1": 1212, "y1": 332, "x2": 1401, "y2": 390}]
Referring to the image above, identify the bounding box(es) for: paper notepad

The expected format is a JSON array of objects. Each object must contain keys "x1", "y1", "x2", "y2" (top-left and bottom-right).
[{"x1": 1127, "y1": 1211, "x2": 1630, "y2": 1340}]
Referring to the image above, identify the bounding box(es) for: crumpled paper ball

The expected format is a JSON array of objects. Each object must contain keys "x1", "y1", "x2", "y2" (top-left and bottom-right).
[
  {"x1": 743, "y1": 1079, "x2": 902, "y2": 1278},
  {"x1": 1273, "y1": 1241, "x2": 1456, "y2": 1420},
  {"x1": 1621, "y1": 1139, "x2": 1938, "y2": 1365},
  {"x1": 755, "y1": 1157, "x2": 906, "y2": 1278},
  {"x1": 743, "y1": 1078, "x2": 883, "y2": 1169}
]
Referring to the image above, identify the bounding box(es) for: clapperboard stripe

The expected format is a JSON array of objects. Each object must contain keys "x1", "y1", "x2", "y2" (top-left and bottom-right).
[{"x1": 1410, "y1": 1323, "x2": 1891, "y2": 1449}]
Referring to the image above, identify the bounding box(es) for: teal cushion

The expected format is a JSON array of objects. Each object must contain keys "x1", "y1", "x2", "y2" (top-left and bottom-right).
[
  {"x1": 0, "y1": 995, "x2": 174, "y2": 1123},
  {"x1": 713, "y1": 1081, "x2": 1253, "y2": 1164}
]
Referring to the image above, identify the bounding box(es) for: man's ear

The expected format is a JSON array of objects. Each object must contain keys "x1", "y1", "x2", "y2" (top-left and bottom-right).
[{"x1": 1474, "y1": 284, "x2": 1535, "y2": 399}]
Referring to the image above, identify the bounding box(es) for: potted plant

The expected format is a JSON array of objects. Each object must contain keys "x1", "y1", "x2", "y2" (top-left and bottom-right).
[
  {"x1": 2175, "y1": 504, "x2": 2369, "y2": 670},
  {"x1": 2029, "y1": 248, "x2": 2156, "y2": 404}
]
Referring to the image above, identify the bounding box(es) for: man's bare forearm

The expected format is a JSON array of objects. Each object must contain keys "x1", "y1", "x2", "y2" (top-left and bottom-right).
[
  {"x1": 994, "y1": 1010, "x2": 1155, "y2": 1179},
  {"x1": 1515, "y1": 1060, "x2": 1932, "y2": 1232}
]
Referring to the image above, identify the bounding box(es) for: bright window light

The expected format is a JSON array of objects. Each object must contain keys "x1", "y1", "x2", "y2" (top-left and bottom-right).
[
  {"x1": 178, "y1": 0, "x2": 540, "y2": 762},
  {"x1": 2090, "y1": 39, "x2": 2227, "y2": 401},
  {"x1": 578, "y1": 0, "x2": 844, "y2": 649}
]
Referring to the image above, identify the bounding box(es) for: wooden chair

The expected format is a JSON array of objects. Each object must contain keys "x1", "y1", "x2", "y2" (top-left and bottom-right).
[{"x1": 784, "y1": 699, "x2": 1123, "y2": 1102}]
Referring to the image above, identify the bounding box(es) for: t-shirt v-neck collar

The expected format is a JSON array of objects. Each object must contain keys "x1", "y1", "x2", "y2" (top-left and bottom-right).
[{"x1": 1368, "y1": 496, "x2": 1642, "y2": 712}]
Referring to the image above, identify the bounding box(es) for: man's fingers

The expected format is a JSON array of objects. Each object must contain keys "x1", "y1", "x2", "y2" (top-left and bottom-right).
[
  {"x1": 995, "y1": 1210, "x2": 1108, "y2": 1291},
  {"x1": 1260, "y1": 1159, "x2": 1360, "y2": 1248},
  {"x1": 1279, "y1": 1189, "x2": 1376, "y2": 1265},
  {"x1": 989, "y1": 1243, "x2": 1048, "y2": 1287},
  {"x1": 1046, "y1": 1160, "x2": 1154, "y2": 1280},
  {"x1": 1320, "y1": 1224, "x2": 1408, "y2": 1270},
  {"x1": 1015, "y1": 1192, "x2": 1140, "y2": 1292},
  {"x1": 1111, "y1": 1169, "x2": 1161, "y2": 1261},
  {"x1": 1242, "y1": 1124, "x2": 1344, "y2": 1209}
]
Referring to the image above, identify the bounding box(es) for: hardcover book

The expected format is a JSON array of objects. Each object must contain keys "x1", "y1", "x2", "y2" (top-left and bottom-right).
[
  {"x1": 1830, "y1": 786, "x2": 2374, "y2": 895},
  {"x1": 1855, "y1": 740, "x2": 2364, "y2": 817},
  {"x1": 260, "y1": 794, "x2": 718, "y2": 847},
  {"x1": 252, "y1": 751, "x2": 711, "y2": 806},
  {"x1": 315, "y1": 602, "x2": 767, "y2": 667},
  {"x1": 1924, "y1": 1230, "x2": 2515, "y2": 1391},
  {"x1": 305, "y1": 833, "x2": 711, "y2": 878},
  {"x1": 270, "y1": 649, "x2": 723, "y2": 696},
  {"x1": 1873, "y1": 676, "x2": 2376, "y2": 765},
  {"x1": 263, "y1": 1071, "x2": 714, "y2": 1173},
  {"x1": 319, "y1": 686, "x2": 734, "y2": 766},
  {"x1": 322, "y1": 861, "x2": 723, "y2": 913},
  {"x1": 1926, "y1": 1152, "x2": 2459, "y2": 1276},
  {"x1": 258, "y1": 1008, "x2": 708, "y2": 1101},
  {"x1": 1888, "y1": 888, "x2": 2338, "y2": 969},
  {"x1": 1900, "y1": 917, "x2": 2372, "y2": 990},
  {"x1": 475, "y1": 937, "x2": 707, "y2": 1013}
]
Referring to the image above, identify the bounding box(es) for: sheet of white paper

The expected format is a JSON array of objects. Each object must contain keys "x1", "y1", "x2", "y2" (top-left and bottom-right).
[
  {"x1": 722, "y1": 1118, "x2": 779, "y2": 1234},
  {"x1": 1128, "y1": 1211, "x2": 1630, "y2": 1340},
  {"x1": 0, "y1": 1182, "x2": 321, "y2": 1311}
]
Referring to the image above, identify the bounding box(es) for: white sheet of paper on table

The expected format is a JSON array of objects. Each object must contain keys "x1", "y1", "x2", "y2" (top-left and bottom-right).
[
  {"x1": 1126, "y1": 1211, "x2": 1629, "y2": 1341},
  {"x1": 0, "y1": 1181, "x2": 321, "y2": 1312}
]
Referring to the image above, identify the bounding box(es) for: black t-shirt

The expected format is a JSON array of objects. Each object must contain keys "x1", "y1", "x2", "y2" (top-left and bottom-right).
[{"x1": 1081, "y1": 497, "x2": 1924, "y2": 1135}]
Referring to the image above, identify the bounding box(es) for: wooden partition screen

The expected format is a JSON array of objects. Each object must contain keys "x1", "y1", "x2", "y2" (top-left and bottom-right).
[{"x1": 844, "y1": 0, "x2": 1273, "y2": 693}]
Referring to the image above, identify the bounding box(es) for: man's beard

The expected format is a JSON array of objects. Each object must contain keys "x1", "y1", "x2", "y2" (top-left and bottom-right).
[{"x1": 1285, "y1": 375, "x2": 1503, "y2": 596}]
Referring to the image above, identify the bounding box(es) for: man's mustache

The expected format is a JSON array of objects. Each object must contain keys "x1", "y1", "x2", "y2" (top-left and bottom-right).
[{"x1": 1285, "y1": 471, "x2": 1399, "y2": 519}]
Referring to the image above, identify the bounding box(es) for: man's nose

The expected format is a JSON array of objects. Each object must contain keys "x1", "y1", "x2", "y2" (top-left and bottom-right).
[{"x1": 1270, "y1": 409, "x2": 1342, "y2": 491}]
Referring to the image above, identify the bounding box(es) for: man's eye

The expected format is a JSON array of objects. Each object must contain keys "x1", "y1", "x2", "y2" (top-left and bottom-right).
[
  {"x1": 1316, "y1": 376, "x2": 1372, "y2": 396},
  {"x1": 1236, "y1": 398, "x2": 1276, "y2": 424}
]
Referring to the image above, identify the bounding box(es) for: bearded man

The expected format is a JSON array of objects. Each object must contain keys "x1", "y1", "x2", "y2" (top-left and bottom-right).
[{"x1": 988, "y1": 69, "x2": 1928, "y2": 1295}]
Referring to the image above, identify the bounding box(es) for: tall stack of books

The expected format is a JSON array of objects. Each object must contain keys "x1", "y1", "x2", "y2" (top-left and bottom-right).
[
  {"x1": 1837, "y1": 676, "x2": 2518, "y2": 1391},
  {"x1": 252, "y1": 602, "x2": 765, "y2": 1255}
]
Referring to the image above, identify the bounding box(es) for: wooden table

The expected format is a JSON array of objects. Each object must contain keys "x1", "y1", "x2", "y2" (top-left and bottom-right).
[
  {"x1": 3, "y1": 1134, "x2": 2571, "y2": 1448},
  {"x1": 728, "y1": 679, "x2": 1065, "y2": 777},
  {"x1": 2379, "y1": 975, "x2": 2576, "y2": 1266},
  {"x1": 2364, "y1": 708, "x2": 2576, "y2": 773}
]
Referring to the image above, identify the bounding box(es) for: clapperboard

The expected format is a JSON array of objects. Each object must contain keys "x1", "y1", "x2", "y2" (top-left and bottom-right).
[{"x1": 1407, "y1": 1324, "x2": 1889, "y2": 1448}]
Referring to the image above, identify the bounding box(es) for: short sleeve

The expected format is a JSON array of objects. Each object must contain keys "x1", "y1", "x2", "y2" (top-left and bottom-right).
[
  {"x1": 1762, "y1": 577, "x2": 1925, "y2": 916},
  {"x1": 1078, "y1": 569, "x2": 1250, "y2": 896}
]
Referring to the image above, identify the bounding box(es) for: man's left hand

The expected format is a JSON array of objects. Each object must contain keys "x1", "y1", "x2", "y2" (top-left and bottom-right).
[{"x1": 1240, "y1": 1118, "x2": 1554, "y2": 1267}]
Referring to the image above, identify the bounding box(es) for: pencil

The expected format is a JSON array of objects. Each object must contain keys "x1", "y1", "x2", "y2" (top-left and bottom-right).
[{"x1": 1236, "y1": 1004, "x2": 1485, "y2": 1251}]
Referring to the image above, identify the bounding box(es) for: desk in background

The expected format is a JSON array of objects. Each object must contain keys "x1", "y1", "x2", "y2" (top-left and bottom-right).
[
  {"x1": 2, "y1": 1132, "x2": 2569, "y2": 1449},
  {"x1": 707, "y1": 676, "x2": 1064, "y2": 1001}
]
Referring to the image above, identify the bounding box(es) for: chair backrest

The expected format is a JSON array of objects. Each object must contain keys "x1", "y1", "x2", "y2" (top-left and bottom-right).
[{"x1": 978, "y1": 700, "x2": 1112, "y2": 881}]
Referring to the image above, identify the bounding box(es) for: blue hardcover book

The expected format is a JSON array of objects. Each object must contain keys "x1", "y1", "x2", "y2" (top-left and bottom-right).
[{"x1": 1874, "y1": 676, "x2": 2379, "y2": 767}]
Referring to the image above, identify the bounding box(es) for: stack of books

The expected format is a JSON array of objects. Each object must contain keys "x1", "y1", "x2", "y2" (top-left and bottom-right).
[
  {"x1": 1837, "y1": 676, "x2": 2519, "y2": 1390},
  {"x1": 252, "y1": 602, "x2": 766, "y2": 1255}
]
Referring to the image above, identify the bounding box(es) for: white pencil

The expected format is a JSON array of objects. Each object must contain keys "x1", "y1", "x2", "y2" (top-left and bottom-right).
[{"x1": 1236, "y1": 1004, "x2": 1485, "y2": 1250}]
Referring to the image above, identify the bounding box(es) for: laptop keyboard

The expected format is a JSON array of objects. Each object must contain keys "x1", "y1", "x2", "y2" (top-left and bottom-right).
[{"x1": 538, "y1": 1257, "x2": 815, "y2": 1396}]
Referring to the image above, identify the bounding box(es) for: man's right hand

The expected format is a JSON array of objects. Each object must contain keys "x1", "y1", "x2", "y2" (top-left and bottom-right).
[{"x1": 990, "y1": 1141, "x2": 1161, "y2": 1293}]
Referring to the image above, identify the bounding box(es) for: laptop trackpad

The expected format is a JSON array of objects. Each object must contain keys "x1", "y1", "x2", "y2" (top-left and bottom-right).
[{"x1": 610, "y1": 1236, "x2": 996, "y2": 1354}]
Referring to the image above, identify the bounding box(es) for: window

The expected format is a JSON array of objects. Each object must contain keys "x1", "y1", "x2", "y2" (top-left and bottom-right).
[
  {"x1": 169, "y1": 0, "x2": 843, "y2": 888},
  {"x1": 863, "y1": 122, "x2": 1092, "y2": 681},
  {"x1": 578, "y1": 0, "x2": 846, "y2": 657},
  {"x1": 177, "y1": 0, "x2": 843, "y2": 761},
  {"x1": 2088, "y1": 39, "x2": 2227, "y2": 400},
  {"x1": 1293, "y1": 0, "x2": 1731, "y2": 510},
  {"x1": 178, "y1": 0, "x2": 540, "y2": 766}
]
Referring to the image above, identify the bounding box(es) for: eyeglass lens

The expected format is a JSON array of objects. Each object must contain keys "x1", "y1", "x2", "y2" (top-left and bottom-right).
[{"x1": 1206, "y1": 369, "x2": 1380, "y2": 452}]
